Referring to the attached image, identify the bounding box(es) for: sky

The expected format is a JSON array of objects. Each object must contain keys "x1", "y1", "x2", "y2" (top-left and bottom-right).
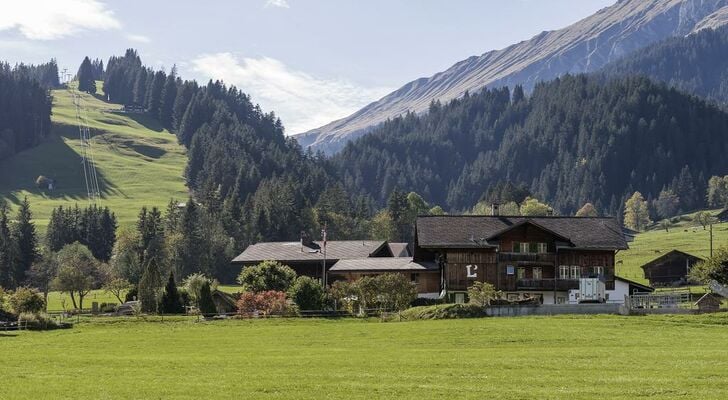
[{"x1": 0, "y1": 0, "x2": 615, "y2": 134}]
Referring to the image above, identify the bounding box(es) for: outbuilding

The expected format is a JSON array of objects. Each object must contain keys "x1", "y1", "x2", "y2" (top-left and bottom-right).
[{"x1": 640, "y1": 250, "x2": 703, "y2": 287}]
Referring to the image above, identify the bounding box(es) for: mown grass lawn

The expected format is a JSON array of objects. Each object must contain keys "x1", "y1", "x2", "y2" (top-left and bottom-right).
[{"x1": 1, "y1": 314, "x2": 727, "y2": 399}]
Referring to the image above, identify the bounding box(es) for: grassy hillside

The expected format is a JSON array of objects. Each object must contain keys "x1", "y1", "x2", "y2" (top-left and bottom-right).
[
  {"x1": 616, "y1": 209, "x2": 728, "y2": 284},
  {"x1": 0, "y1": 82, "x2": 188, "y2": 229},
  {"x1": 2, "y1": 315, "x2": 728, "y2": 398}
]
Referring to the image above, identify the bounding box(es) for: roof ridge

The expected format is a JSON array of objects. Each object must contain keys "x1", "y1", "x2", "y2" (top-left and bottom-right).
[{"x1": 417, "y1": 214, "x2": 617, "y2": 219}]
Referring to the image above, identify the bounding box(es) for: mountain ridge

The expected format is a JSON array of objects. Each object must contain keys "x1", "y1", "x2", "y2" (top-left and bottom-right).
[{"x1": 297, "y1": 0, "x2": 728, "y2": 154}]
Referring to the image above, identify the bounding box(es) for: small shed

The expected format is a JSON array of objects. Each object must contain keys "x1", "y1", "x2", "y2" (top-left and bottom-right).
[
  {"x1": 640, "y1": 250, "x2": 703, "y2": 287},
  {"x1": 694, "y1": 293, "x2": 722, "y2": 313},
  {"x1": 211, "y1": 290, "x2": 238, "y2": 314}
]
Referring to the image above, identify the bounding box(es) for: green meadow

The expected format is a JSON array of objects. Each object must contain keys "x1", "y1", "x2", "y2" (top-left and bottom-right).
[
  {"x1": 0, "y1": 82, "x2": 189, "y2": 230},
  {"x1": 1, "y1": 314, "x2": 727, "y2": 399}
]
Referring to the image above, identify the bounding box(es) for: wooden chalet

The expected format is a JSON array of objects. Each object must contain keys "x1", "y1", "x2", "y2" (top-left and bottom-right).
[
  {"x1": 640, "y1": 250, "x2": 703, "y2": 287},
  {"x1": 413, "y1": 215, "x2": 629, "y2": 304}
]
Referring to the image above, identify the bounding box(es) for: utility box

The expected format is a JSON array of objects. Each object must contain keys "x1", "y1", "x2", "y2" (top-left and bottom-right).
[{"x1": 579, "y1": 278, "x2": 605, "y2": 303}]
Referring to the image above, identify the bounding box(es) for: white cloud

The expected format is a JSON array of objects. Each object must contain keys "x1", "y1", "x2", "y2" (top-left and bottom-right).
[
  {"x1": 190, "y1": 53, "x2": 391, "y2": 134},
  {"x1": 265, "y1": 0, "x2": 290, "y2": 9},
  {"x1": 0, "y1": 0, "x2": 120, "y2": 40},
  {"x1": 126, "y1": 33, "x2": 151, "y2": 43}
]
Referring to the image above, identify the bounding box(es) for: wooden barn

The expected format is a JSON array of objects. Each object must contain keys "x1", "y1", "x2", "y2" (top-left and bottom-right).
[{"x1": 640, "y1": 250, "x2": 703, "y2": 287}]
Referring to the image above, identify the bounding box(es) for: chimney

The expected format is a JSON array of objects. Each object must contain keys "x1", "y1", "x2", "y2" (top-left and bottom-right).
[
  {"x1": 491, "y1": 203, "x2": 500, "y2": 216},
  {"x1": 300, "y1": 231, "x2": 313, "y2": 251}
]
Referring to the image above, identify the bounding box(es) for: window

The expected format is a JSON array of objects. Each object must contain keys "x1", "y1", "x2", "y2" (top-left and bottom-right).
[
  {"x1": 556, "y1": 297, "x2": 566, "y2": 304},
  {"x1": 512, "y1": 242, "x2": 520, "y2": 253},
  {"x1": 529, "y1": 242, "x2": 539, "y2": 253},
  {"x1": 537, "y1": 243, "x2": 548, "y2": 253},
  {"x1": 410, "y1": 273, "x2": 419, "y2": 284},
  {"x1": 533, "y1": 267, "x2": 542, "y2": 280},
  {"x1": 594, "y1": 266, "x2": 604, "y2": 277},
  {"x1": 571, "y1": 265, "x2": 581, "y2": 280},
  {"x1": 559, "y1": 265, "x2": 570, "y2": 279},
  {"x1": 520, "y1": 242, "x2": 530, "y2": 253},
  {"x1": 517, "y1": 267, "x2": 525, "y2": 280},
  {"x1": 506, "y1": 265, "x2": 515, "y2": 275}
]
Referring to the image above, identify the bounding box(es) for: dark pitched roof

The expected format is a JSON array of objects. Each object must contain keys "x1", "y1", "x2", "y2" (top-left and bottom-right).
[
  {"x1": 329, "y1": 258, "x2": 438, "y2": 272},
  {"x1": 232, "y1": 240, "x2": 388, "y2": 264},
  {"x1": 388, "y1": 242, "x2": 411, "y2": 257},
  {"x1": 640, "y1": 250, "x2": 704, "y2": 269},
  {"x1": 416, "y1": 215, "x2": 628, "y2": 250}
]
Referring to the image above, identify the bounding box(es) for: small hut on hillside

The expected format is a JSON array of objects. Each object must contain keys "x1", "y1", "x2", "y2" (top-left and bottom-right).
[{"x1": 640, "y1": 250, "x2": 703, "y2": 287}]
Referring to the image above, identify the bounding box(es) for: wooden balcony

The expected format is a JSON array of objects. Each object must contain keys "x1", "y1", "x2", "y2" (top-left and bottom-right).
[
  {"x1": 499, "y1": 252, "x2": 556, "y2": 263},
  {"x1": 516, "y1": 279, "x2": 579, "y2": 291}
]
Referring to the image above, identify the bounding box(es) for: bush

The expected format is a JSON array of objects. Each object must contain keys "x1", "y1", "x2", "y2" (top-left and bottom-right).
[
  {"x1": 329, "y1": 280, "x2": 358, "y2": 312},
  {"x1": 375, "y1": 273, "x2": 417, "y2": 311},
  {"x1": 8, "y1": 287, "x2": 45, "y2": 314},
  {"x1": 398, "y1": 304, "x2": 486, "y2": 321},
  {"x1": 467, "y1": 282, "x2": 501, "y2": 307},
  {"x1": 288, "y1": 276, "x2": 326, "y2": 311},
  {"x1": 236, "y1": 290, "x2": 290, "y2": 317},
  {"x1": 237, "y1": 260, "x2": 297, "y2": 293},
  {"x1": 17, "y1": 312, "x2": 68, "y2": 330},
  {"x1": 183, "y1": 273, "x2": 218, "y2": 306}
]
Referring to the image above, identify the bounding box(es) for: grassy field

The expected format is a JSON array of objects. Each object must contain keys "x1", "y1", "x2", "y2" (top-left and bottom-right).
[
  {"x1": 0, "y1": 82, "x2": 188, "y2": 230},
  {"x1": 616, "y1": 209, "x2": 728, "y2": 284},
  {"x1": 1, "y1": 315, "x2": 727, "y2": 399}
]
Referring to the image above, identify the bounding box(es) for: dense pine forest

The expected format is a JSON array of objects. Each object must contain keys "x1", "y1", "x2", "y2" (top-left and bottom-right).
[
  {"x1": 334, "y1": 75, "x2": 728, "y2": 215},
  {"x1": 602, "y1": 24, "x2": 728, "y2": 106},
  {"x1": 0, "y1": 62, "x2": 54, "y2": 162}
]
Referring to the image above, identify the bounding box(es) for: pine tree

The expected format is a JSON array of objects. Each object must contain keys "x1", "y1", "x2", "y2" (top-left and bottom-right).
[
  {"x1": 11, "y1": 197, "x2": 38, "y2": 288},
  {"x1": 77, "y1": 56, "x2": 97, "y2": 94},
  {"x1": 160, "y1": 271, "x2": 184, "y2": 314},
  {"x1": 197, "y1": 281, "x2": 216, "y2": 316},
  {"x1": 159, "y1": 67, "x2": 178, "y2": 129},
  {"x1": 0, "y1": 204, "x2": 16, "y2": 288}
]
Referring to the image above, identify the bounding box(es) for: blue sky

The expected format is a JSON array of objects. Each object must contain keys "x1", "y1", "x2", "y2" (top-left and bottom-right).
[{"x1": 0, "y1": 0, "x2": 615, "y2": 134}]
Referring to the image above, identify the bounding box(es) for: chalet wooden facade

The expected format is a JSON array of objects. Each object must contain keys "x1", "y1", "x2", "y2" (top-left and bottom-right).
[{"x1": 414, "y1": 215, "x2": 628, "y2": 304}]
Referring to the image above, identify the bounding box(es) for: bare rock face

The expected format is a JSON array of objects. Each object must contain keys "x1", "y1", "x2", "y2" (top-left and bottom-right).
[{"x1": 296, "y1": 0, "x2": 728, "y2": 155}]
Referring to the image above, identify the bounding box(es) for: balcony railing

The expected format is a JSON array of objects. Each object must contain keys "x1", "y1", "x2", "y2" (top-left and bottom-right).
[
  {"x1": 499, "y1": 252, "x2": 556, "y2": 263},
  {"x1": 517, "y1": 279, "x2": 579, "y2": 291}
]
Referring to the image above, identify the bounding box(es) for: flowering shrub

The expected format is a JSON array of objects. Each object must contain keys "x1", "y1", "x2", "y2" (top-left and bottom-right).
[{"x1": 236, "y1": 290, "x2": 289, "y2": 317}]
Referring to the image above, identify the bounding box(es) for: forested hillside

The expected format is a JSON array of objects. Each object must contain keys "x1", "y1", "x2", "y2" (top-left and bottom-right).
[
  {"x1": 602, "y1": 24, "x2": 728, "y2": 105},
  {"x1": 0, "y1": 63, "x2": 53, "y2": 162},
  {"x1": 334, "y1": 75, "x2": 728, "y2": 215},
  {"x1": 101, "y1": 50, "x2": 343, "y2": 244}
]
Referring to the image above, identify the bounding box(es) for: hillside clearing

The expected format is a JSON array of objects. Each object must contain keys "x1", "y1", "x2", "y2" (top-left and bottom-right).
[
  {"x1": 0, "y1": 82, "x2": 188, "y2": 229},
  {"x1": 616, "y1": 209, "x2": 728, "y2": 285},
  {"x1": 1, "y1": 315, "x2": 727, "y2": 399}
]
